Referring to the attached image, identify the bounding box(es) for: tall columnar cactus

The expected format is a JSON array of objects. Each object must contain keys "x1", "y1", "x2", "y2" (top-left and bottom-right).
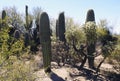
[
  {"x1": 2, "y1": 10, "x2": 6, "y2": 20},
  {"x1": 25, "y1": 5, "x2": 28, "y2": 30},
  {"x1": 56, "y1": 12, "x2": 66, "y2": 42},
  {"x1": 39, "y1": 12, "x2": 51, "y2": 73},
  {"x1": 85, "y1": 9, "x2": 96, "y2": 69},
  {"x1": 56, "y1": 19, "x2": 59, "y2": 39},
  {"x1": 1, "y1": 10, "x2": 7, "y2": 28},
  {"x1": 85, "y1": 9, "x2": 95, "y2": 23}
]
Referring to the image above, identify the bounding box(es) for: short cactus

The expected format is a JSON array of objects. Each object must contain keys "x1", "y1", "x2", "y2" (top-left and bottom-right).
[
  {"x1": 14, "y1": 30, "x2": 20, "y2": 39},
  {"x1": 39, "y1": 12, "x2": 51, "y2": 73}
]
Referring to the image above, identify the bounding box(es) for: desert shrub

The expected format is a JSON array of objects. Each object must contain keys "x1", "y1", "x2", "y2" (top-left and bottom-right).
[
  {"x1": 0, "y1": 56, "x2": 35, "y2": 81},
  {"x1": 65, "y1": 26, "x2": 86, "y2": 65},
  {"x1": 109, "y1": 35, "x2": 120, "y2": 73},
  {"x1": 0, "y1": 19, "x2": 25, "y2": 60},
  {"x1": 52, "y1": 40, "x2": 69, "y2": 66},
  {"x1": 0, "y1": 18, "x2": 35, "y2": 81}
]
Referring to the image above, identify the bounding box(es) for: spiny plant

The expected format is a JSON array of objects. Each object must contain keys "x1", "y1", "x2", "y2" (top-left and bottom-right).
[
  {"x1": 39, "y1": 12, "x2": 51, "y2": 73},
  {"x1": 25, "y1": 5, "x2": 33, "y2": 31},
  {"x1": 84, "y1": 9, "x2": 97, "y2": 69},
  {"x1": 1, "y1": 10, "x2": 7, "y2": 29},
  {"x1": 2, "y1": 10, "x2": 6, "y2": 20},
  {"x1": 32, "y1": 28, "x2": 40, "y2": 51},
  {"x1": 25, "y1": 5, "x2": 29, "y2": 30},
  {"x1": 85, "y1": 9, "x2": 95, "y2": 22},
  {"x1": 24, "y1": 32, "x2": 30, "y2": 47},
  {"x1": 56, "y1": 19, "x2": 59, "y2": 39},
  {"x1": 56, "y1": 12, "x2": 66, "y2": 43},
  {"x1": 96, "y1": 27, "x2": 117, "y2": 72},
  {"x1": 0, "y1": 16, "x2": 26, "y2": 63},
  {"x1": 0, "y1": 15, "x2": 33, "y2": 80}
]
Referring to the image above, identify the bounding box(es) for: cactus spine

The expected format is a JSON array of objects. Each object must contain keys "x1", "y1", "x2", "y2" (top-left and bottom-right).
[
  {"x1": 39, "y1": 12, "x2": 51, "y2": 73},
  {"x1": 56, "y1": 12, "x2": 66, "y2": 43},
  {"x1": 85, "y1": 9, "x2": 96, "y2": 69},
  {"x1": 25, "y1": 5, "x2": 29, "y2": 30}
]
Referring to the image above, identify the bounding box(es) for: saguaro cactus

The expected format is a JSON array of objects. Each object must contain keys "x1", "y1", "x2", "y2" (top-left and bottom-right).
[
  {"x1": 25, "y1": 5, "x2": 29, "y2": 30},
  {"x1": 24, "y1": 32, "x2": 30, "y2": 47},
  {"x1": 2, "y1": 10, "x2": 6, "y2": 20},
  {"x1": 85, "y1": 9, "x2": 95, "y2": 22},
  {"x1": 85, "y1": 9, "x2": 96, "y2": 69},
  {"x1": 1, "y1": 10, "x2": 6, "y2": 28},
  {"x1": 39, "y1": 12, "x2": 51, "y2": 73},
  {"x1": 56, "y1": 12, "x2": 66, "y2": 42},
  {"x1": 56, "y1": 19, "x2": 59, "y2": 39}
]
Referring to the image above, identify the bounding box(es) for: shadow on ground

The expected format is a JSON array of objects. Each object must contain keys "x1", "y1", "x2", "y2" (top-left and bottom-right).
[
  {"x1": 70, "y1": 65, "x2": 120, "y2": 81},
  {"x1": 50, "y1": 72, "x2": 65, "y2": 81}
]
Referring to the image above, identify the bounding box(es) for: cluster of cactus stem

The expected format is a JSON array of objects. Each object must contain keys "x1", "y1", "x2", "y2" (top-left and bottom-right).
[
  {"x1": 85, "y1": 9, "x2": 97, "y2": 69},
  {"x1": 39, "y1": 12, "x2": 51, "y2": 73},
  {"x1": 56, "y1": 12, "x2": 66, "y2": 43},
  {"x1": 24, "y1": 6, "x2": 40, "y2": 52}
]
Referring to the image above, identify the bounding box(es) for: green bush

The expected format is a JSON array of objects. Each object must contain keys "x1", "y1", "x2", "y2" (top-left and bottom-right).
[
  {"x1": 0, "y1": 17, "x2": 35, "y2": 81},
  {"x1": 65, "y1": 26, "x2": 86, "y2": 64},
  {"x1": 0, "y1": 56, "x2": 35, "y2": 81}
]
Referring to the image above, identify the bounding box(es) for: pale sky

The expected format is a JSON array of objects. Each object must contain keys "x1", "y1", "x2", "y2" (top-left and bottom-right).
[{"x1": 0, "y1": 0, "x2": 120, "y2": 34}]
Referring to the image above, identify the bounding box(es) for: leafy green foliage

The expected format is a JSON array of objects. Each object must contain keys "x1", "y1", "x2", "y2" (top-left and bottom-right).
[
  {"x1": 0, "y1": 17, "x2": 34, "y2": 81},
  {"x1": 65, "y1": 26, "x2": 86, "y2": 47},
  {"x1": 65, "y1": 24, "x2": 86, "y2": 64},
  {"x1": 84, "y1": 21, "x2": 97, "y2": 68},
  {"x1": 0, "y1": 19, "x2": 25, "y2": 59},
  {"x1": 65, "y1": 18, "x2": 86, "y2": 46},
  {"x1": 0, "y1": 56, "x2": 35, "y2": 81},
  {"x1": 109, "y1": 35, "x2": 120, "y2": 72},
  {"x1": 96, "y1": 20, "x2": 117, "y2": 57},
  {"x1": 84, "y1": 22, "x2": 97, "y2": 45}
]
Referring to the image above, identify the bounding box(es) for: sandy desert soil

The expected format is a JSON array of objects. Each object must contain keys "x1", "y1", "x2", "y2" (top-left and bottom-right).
[{"x1": 30, "y1": 54, "x2": 119, "y2": 81}]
